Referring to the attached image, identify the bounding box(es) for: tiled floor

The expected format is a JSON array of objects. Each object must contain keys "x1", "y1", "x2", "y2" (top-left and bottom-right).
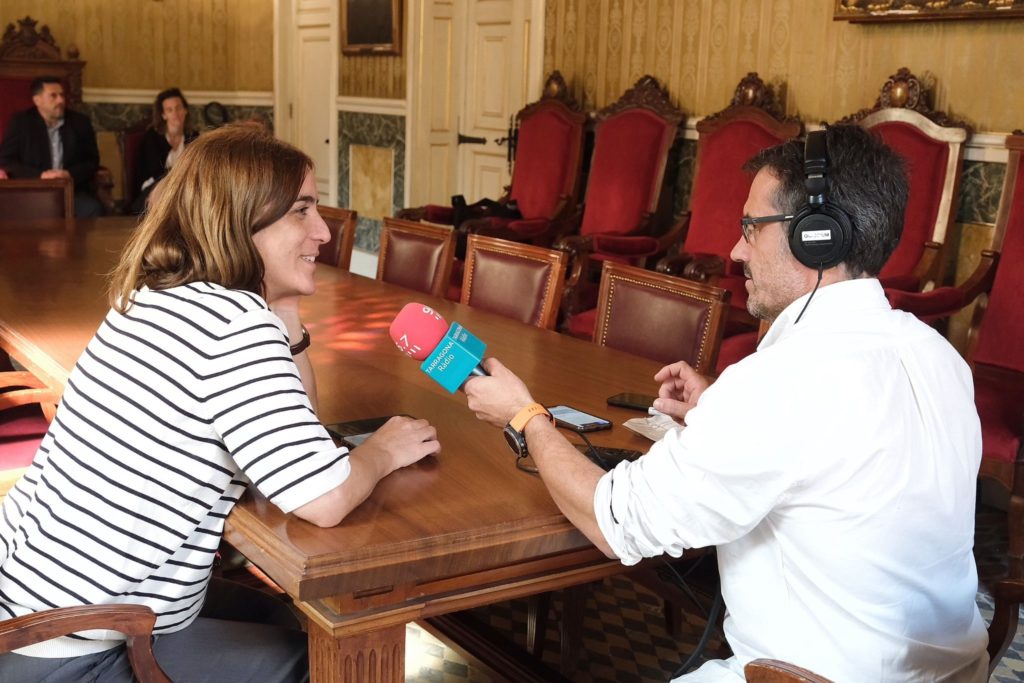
[{"x1": 229, "y1": 502, "x2": 1024, "y2": 682}]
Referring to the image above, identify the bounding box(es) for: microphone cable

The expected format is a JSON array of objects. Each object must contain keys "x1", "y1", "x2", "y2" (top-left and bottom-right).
[
  {"x1": 515, "y1": 426, "x2": 611, "y2": 474},
  {"x1": 662, "y1": 557, "x2": 724, "y2": 678}
]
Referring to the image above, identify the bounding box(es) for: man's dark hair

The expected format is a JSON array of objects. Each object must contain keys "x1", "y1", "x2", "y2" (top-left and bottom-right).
[
  {"x1": 743, "y1": 125, "x2": 908, "y2": 277},
  {"x1": 30, "y1": 76, "x2": 63, "y2": 96}
]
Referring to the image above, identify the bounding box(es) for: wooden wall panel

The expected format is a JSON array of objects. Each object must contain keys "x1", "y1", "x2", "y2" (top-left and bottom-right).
[
  {"x1": 0, "y1": 0, "x2": 272, "y2": 91},
  {"x1": 339, "y1": 52, "x2": 405, "y2": 99},
  {"x1": 544, "y1": 0, "x2": 1024, "y2": 132}
]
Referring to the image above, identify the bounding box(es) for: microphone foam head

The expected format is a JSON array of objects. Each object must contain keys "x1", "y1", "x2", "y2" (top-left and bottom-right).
[{"x1": 389, "y1": 303, "x2": 449, "y2": 360}]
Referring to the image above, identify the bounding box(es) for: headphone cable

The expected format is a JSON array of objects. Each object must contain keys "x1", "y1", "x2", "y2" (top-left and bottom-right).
[{"x1": 793, "y1": 266, "x2": 824, "y2": 324}]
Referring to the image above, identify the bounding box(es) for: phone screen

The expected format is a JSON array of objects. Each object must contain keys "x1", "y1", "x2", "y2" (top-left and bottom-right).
[{"x1": 548, "y1": 405, "x2": 612, "y2": 432}]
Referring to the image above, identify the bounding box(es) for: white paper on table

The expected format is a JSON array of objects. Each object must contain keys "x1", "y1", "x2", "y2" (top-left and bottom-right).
[{"x1": 622, "y1": 409, "x2": 682, "y2": 442}]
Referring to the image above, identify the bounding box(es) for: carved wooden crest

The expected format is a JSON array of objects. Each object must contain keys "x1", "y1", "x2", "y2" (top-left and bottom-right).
[
  {"x1": 0, "y1": 16, "x2": 78, "y2": 61},
  {"x1": 539, "y1": 71, "x2": 577, "y2": 109},
  {"x1": 596, "y1": 75, "x2": 684, "y2": 128},
  {"x1": 838, "y1": 67, "x2": 970, "y2": 130},
  {"x1": 701, "y1": 72, "x2": 799, "y2": 126},
  {"x1": 517, "y1": 70, "x2": 582, "y2": 123}
]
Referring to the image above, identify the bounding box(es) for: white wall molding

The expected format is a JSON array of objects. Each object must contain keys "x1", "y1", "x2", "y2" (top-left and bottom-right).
[
  {"x1": 964, "y1": 132, "x2": 1011, "y2": 163},
  {"x1": 83, "y1": 88, "x2": 273, "y2": 107},
  {"x1": 336, "y1": 96, "x2": 408, "y2": 116},
  {"x1": 684, "y1": 116, "x2": 1010, "y2": 163}
]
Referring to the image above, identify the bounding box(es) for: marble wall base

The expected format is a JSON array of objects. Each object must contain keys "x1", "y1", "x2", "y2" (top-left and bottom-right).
[{"x1": 338, "y1": 111, "x2": 405, "y2": 253}]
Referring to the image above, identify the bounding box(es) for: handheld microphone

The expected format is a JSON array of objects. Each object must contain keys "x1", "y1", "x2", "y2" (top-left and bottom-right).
[{"x1": 389, "y1": 303, "x2": 488, "y2": 393}]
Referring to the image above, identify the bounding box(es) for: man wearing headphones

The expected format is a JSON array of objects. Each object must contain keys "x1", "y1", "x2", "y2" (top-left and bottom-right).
[{"x1": 464, "y1": 125, "x2": 987, "y2": 681}]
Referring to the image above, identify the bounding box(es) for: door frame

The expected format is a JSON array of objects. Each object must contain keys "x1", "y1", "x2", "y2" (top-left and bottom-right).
[
  {"x1": 274, "y1": 0, "x2": 339, "y2": 206},
  {"x1": 406, "y1": 0, "x2": 546, "y2": 208}
]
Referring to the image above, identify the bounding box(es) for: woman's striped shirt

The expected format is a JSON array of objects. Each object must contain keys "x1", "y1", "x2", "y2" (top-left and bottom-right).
[{"x1": 0, "y1": 283, "x2": 350, "y2": 657}]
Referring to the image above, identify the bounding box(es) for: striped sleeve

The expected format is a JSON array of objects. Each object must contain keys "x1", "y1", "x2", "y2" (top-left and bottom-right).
[{"x1": 202, "y1": 308, "x2": 351, "y2": 513}]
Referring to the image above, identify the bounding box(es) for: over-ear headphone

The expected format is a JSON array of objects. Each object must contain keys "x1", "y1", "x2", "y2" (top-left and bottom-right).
[{"x1": 788, "y1": 129, "x2": 854, "y2": 270}]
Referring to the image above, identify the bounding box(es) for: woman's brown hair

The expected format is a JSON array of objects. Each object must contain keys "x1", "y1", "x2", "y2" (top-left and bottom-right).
[
  {"x1": 152, "y1": 87, "x2": 191, "y2": 134},
  {"x1": 109, "y1": 124, "x2": 312, "y2": 311}
]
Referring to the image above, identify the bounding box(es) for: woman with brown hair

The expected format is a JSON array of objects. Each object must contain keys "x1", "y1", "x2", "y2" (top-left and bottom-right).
[
  {"x1": 0, "y1": 124, "x2": 440, "y2": 681},
  {"x1": 131, "y1": 87, "x2": 198, "y2": 213}
]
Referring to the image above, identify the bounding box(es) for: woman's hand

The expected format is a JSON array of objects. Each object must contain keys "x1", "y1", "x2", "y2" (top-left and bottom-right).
[{"x1": 352, "y1": 416, "x2": 440, "y2": 474}]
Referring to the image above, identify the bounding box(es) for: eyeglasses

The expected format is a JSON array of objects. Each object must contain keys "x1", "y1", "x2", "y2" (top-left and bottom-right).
[{"x1": 740, "y1": 214, "x2": 794, "y2": 243}]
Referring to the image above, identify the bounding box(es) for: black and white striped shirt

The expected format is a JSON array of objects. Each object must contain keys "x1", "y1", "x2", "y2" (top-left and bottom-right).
[{"x1": 0, "y1": 283, "x2": 350, "y2": 657}]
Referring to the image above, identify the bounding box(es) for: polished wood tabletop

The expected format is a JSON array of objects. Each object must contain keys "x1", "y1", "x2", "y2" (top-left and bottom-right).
[{"x1": 0, "y1": 217, "x2": 668, "y2": 681}]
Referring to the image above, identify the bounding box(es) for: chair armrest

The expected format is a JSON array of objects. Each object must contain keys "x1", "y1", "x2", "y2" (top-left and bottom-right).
[
  {"x1": 988, "y1": 578, "x2": 1024, "y2": 677},
  {"x1": 910, "y1": 240, "x2": 943, "y2": 290},
  {"x1": 652, "y1": 214, "x2": 689, "y2": 256},
  {"x1": 553, "y1": 234, "x2": 597, "y2": 321},
  {"x1": 395, "y1": 205, "x2": 427, "y2": 221},
  {"x1": 744, "y1": 658, "x2": 834, "y2": 683},
  {"x1": 0, "y1": 604, "x2": 171, "y2": 683},
  {"x1": 885, "y1": 249, "x2": 998, "y2": 322},
  {"x1": 656, "y1": 251, "x2": 727, "y2": 282}
]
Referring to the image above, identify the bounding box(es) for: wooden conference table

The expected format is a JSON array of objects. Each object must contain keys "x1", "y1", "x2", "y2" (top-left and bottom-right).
[{"x1": 0, "y1": 217, "x2": 667, "y2": 681}]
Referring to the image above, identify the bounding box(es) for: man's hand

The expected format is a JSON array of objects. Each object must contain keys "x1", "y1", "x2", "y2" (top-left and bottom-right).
[
  {"x1": 464, "y1": 357, "x2": 535, "y2": 427},
  {"x1": 40, "y1": 169, "x2": 70, "y2": 180},
  {"x1": 653, "y1": 361, "x2": 710, "y2": 424},
  {"x1": 353, "y1": 416, "x2": 440, "y2": 473}
]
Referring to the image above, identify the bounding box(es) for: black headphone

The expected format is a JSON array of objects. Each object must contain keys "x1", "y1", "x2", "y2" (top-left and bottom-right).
[{"x1": 788, "y1": 129, "x2": 854, "y2": 270}]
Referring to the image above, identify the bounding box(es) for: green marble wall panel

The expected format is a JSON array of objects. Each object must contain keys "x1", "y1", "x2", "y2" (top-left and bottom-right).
[{"x1": 338, "y1": 111, "x2": 406, "y2": 253}]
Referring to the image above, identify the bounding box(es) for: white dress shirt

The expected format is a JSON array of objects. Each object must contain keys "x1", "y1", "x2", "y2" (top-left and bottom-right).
[{"x1": 594, "y1": 278, "x2": 988, "y2": 682}]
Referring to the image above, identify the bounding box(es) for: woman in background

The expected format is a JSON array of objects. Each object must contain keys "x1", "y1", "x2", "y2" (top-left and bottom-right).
[{"x1": 132, "y1": 87, "x2": 197, "y2": 213}]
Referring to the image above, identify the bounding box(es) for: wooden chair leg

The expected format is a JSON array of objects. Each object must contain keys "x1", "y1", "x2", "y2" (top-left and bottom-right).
[
  {"x1": 526, "y1": 592, "x2": 551, "y2": 659},
  {"x1": 559, "y1": 585, "x2": 587, "y2": 677},
  {"x1": 1010, "y1": 491, "x2": 1024, "y2": 579}
]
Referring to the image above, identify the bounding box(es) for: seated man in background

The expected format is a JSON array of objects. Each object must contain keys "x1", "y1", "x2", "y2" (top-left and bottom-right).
[
  {"x1": 0, "y1": 75, "x2": 102, "y2": 217},
  {"x1": 464, "y1": 125, "x2": 988, "y2": 681}
]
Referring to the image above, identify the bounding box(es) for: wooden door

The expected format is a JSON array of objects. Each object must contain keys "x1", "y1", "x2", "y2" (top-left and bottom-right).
[
  {"x1": 274, "y1": 0, "x2": 337, "y2": 204},
  {"x1": 408, "y1": 0, "x2": 544, "y2": 207}
]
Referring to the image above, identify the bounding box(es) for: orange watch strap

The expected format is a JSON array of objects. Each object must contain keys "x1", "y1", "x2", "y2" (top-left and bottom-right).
[{"x1": 509, "y1": 403, "x2": 552, "y2": 432}]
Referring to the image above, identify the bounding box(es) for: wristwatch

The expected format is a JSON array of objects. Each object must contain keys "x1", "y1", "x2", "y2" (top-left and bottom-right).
[
  {"x1": 290, "y1": 326, "x2": 311, "y2": 355},
  {"x1": 503, "y1": 403, "x2": 552, "y2": 457}
]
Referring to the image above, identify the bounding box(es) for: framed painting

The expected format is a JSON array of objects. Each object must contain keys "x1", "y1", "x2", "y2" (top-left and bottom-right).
[
  {"x1": 835, "y1": 0, "x2": 1024, "y2": 22},
  {"x1": 341, "y1": 0, "x2": 402, "y2": 55}
]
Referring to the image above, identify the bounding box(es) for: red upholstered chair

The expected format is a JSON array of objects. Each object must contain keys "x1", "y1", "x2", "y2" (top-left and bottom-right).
[
  {"x1": 400, "y1": 72, "x2": 586, "y2": 246},
  {"x1": 0, "y1": 178, "x2": 73, "y2": 218},
  {"x1": 743, "y1": 577, "x2": 1024, "y2": 681},
  {"x1": 399, "y1": 72, "x2": 586, "y2": 302},
  {"x1": 317, "y1": 206, "x2": 357, "y2": 269},
  {"x1": 653, "y1": 74, "x2": 802, "y2": 334},
  {"x1": 885, "y1": 133, "x2": 1024, "y2": 574},
  {"x1": 592, "y1": 261, "x2": 730, "y2": 371},
  {"x1": 0, "y1": 17, "x2": 86, "y2": 140},
  {"x1": 713, "y1": 319, "x2": 772, "y2": 376},
  {"x1": 0, "y1": 604, "x2": 171, "y2": 682},
  {"x1": 838, "y1": 68, "x2": 969, "y2": 294},
  {"x1": 376, "y1": 217, "x2": 456, "y2": 298},
  {"x1": 460, "y1": 235, "x2": 567, "y2": 330},
  {"x1": 557, "y1": 75, "x2": 687, "y2": 334}
]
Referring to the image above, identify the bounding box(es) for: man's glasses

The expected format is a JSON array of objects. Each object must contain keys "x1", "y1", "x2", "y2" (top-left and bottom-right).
[{"x1": 740, "y1": 214, "x2": 794, "y2": 243}]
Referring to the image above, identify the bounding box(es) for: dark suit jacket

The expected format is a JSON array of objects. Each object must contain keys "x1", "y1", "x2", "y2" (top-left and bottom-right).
[{"x1": 0, "y1": 107, "x2": 100, "y2": 191}]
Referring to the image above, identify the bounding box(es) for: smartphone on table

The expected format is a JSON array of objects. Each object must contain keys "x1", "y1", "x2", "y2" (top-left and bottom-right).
[
  {"x1": 324, "y1": 415, "x2": 408, "y2": 449},
  {"x1": 606, "y1": 392, "x2": 656, "y2": 412},
  {"x1": 547, "y1": 405, "x2": 612, "y2": 433}
]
